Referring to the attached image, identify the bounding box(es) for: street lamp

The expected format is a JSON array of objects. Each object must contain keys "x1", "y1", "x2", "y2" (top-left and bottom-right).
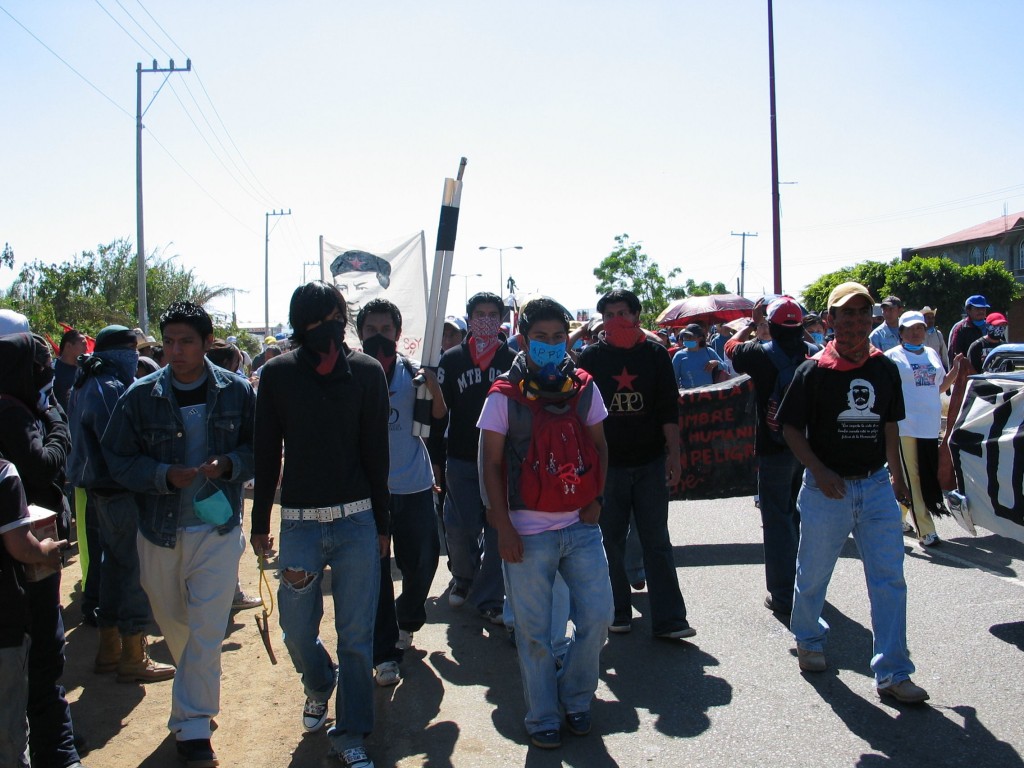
[
  {"x1": 452, "y1": 272, "x2": 482, "y2": 305},
  {"x1": 478, "y1": 245, "x2": 522, "y2": 300}
]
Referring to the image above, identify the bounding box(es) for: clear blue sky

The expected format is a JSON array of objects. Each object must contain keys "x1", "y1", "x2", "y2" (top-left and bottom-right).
[{"x1": 2, "y1": 1, "x2": 1022, "y2": 328}]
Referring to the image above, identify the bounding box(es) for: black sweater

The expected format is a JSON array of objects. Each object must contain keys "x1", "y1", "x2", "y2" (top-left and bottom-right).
[{"x1": 251, "y1": 345, "x2": 391, "y2": 535}]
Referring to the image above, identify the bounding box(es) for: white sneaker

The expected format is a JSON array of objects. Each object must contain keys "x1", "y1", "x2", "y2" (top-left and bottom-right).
[
  {"x1": 902, "y1": 521, "x2": 915, "y2": 535},
  {"x1": 396, "y1": 630, "x2": 413, "y2": 650},
  {"x1": 338, "y1": 745, "x2": 374, "y2": 768},
  {"x1": 920, "y1": 532, "x2": 940, "y2": 547},
  {"x1": 302, "y1": 697, "x2": 329, "y2": 732},
  {"x1": 374, "y1": 660, "x2": 401, "y2": 687}
]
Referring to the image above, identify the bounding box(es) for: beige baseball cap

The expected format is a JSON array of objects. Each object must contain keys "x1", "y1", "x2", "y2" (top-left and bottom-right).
[{"x1": 827, "y1": 281, "x2": 875, "y2": 308}]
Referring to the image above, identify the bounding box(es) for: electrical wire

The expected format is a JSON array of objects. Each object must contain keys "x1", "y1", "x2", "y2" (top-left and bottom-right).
[{"x1": 0, "y1": 3, "x2": 133, "y2": 120}]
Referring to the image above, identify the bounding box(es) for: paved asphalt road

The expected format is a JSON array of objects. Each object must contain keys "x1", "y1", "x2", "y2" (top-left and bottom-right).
[{"x1": 64, "y1": 494, "x2": 1024, "y2": 767}]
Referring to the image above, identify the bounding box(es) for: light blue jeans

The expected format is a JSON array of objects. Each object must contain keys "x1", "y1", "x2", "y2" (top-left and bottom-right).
[
  {"x1": 502, "y1": 572, "x2": 573, "y2": 660},
  {"x1": 503, "y1": 521, "x2": 614, "y2": 735},
  {"x1": 277, "y1": 510, "x2": 380, "y2": 751},
  {"x1": 791, "y1": 468, "x2": 915, "y2": 688}
]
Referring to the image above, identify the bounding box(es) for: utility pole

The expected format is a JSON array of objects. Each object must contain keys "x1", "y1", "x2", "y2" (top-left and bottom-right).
[
  {"x1": 136, "y1": 58, "x2": 191, "y2": 333},
  {"x1": 767, "y1": 0, "x2": 782, "y2": 293},
  {"x1": 265, "y1": 209, "x2": 291, "y2": 335},
  {"x1": 225, "y1": 287, "x2": 249, "y2": 326},
  {"x1": 302, "y1": 261, "x2": 320, "y2": 283},
  {"x1": 731, "y1": 231, "x2": 758, "y2": 297}
]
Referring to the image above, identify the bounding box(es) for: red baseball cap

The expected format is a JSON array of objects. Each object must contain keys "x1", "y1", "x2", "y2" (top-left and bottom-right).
[
  {"x1": 986, "y1": 312, "x2": 1008, "y2": 326},
  {"x1": 767, "y1": 297, "x2": 803, "y2": 327}
]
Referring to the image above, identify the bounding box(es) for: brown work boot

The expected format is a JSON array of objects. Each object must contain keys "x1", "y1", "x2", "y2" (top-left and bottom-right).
[
  {"x1": 116, "y1": 633, "x2": 175, "y2": 683},
  {"x1": 94, "y1": 626, "x2": 121, "y2": 673}
]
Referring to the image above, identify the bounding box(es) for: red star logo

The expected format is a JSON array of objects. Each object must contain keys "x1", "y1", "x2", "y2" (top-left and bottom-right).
[
  {"x1": 349, "y1": 256, "x2": 364, "y2": 269},
  {"x1": 611, "y1": 366, "x2": 638, "y2": 391}
]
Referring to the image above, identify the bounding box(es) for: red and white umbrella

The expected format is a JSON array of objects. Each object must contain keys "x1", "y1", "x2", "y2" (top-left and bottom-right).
[{"x1": 656, "y1": 293, "x2": 754, "y2": 328}]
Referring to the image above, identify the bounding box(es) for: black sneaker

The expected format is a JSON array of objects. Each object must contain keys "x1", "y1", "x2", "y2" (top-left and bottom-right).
[
  {"x1": 530, "y1": 729, "x2": 561, "y2": 749},
  {"x1": 176, "y1": 738, "x2": 218, "y2": 768},
  {"x1": 608, "y1": 619, "x2": 632, "y2": 634},
  {"x1": 565, "y1": 711, "x2": 592, "y2": 736},
  {"x1": 655, "y1": 624, "x2": 697, "y2": 640}
]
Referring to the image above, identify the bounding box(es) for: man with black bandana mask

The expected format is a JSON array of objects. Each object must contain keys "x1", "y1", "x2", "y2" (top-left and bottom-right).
[
  {"x1": 0, "y1": 331, "x2": 86, "y2": 768},
  {"x1": 68, "y1": 325, "x2": 175, "y2": 685},
  {"x1": 726, "y1": 297, "x2": 817, "y2": 615},
  {"x1": 251, "y1": 282, "x2": 390, "y2": 768},
  {"x1": 355, "y1": 298, "x2": 441, "y2": 688}
]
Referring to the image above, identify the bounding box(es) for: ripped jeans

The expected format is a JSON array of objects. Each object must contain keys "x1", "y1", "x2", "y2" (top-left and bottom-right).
[{"x1": 277, "y1": 510, "x2": 380, "y2": 749}]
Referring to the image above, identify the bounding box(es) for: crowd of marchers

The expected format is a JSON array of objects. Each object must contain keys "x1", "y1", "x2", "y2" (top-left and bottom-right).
[{"x1": 0, "y1": 280, "x2": 1009, "y2": 768}]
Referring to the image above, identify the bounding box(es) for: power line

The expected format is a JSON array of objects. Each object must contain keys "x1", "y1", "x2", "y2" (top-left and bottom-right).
[
  {"x1": 93, "y1": 0, "x2": 151, "y2": 56},
  {"x1": 133, "y1": 0, "x2": 281, "y2": 207},
  {"x1": 146, "y1": 128, "x2": 260, "y2": 236},
  {"x1": 0, "y1": 3, "x2": 133, "y2": 119},
  {"x1": 113, "y1": 0, "x2": 173, "y2": 59}
]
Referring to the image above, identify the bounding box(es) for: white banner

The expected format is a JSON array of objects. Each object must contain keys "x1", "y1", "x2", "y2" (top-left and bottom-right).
[
  {"x1": 323, "y1": 232, "x2": 428, "y2": 360},
  {"x1": 949, "y1": 373, "x2": 1024, "y2": 544}
]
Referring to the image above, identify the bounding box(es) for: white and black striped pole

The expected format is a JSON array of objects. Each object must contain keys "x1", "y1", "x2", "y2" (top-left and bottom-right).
[{"x1": 413, "y1": 157, "x2": 466, "y2": 437}]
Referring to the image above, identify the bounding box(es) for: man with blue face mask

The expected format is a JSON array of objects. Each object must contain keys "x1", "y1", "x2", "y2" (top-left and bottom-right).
[
  {"x1": 947, "y1": 294, "x2": 990, "y2": 359},
  {"x1": 68, "y1": 325, "x2": 175, "y2": 685},
  {"x1": 479, "y1": 296, "x2": 612, "y2": 748}
]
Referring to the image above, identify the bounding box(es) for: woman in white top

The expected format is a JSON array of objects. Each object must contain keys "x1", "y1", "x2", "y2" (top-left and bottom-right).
[{"x1": 884, "y1": 311, "x2": 963, "y2": 546}]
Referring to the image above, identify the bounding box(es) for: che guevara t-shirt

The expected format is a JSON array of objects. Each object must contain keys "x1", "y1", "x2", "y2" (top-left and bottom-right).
[{"x1": 777, "y1": 354, "x2": 905, "y2": 477}]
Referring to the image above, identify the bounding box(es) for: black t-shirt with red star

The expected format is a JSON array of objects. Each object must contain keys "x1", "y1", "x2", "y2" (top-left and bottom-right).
[{"x1": 578, "y1": 339, "x2": 678, "y2": 467}]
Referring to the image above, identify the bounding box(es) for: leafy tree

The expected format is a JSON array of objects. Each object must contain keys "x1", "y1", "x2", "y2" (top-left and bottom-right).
[
  {"x1": 801, "y1": 256, "x2": 1021, "y2": 329},
  {"x1": 1, "y1": 243, "x2": 13, "y2": 270},
  {"x1": 683, "y1": 279, "x2": 729, "y2": 297},
  {"x1": 801, "y1": 259, "x2": 894, "y2": 313},
  {"x1": 2, "y1": 238, "x2": 230, "y2": 338},
  {"x1": 593, "y1": 234, "x2": 686, "y2": 328}
]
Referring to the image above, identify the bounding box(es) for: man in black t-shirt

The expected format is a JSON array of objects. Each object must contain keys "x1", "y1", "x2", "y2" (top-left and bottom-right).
[
  {"x1": 778, "y1": 281, "x2": 928, "y2": 704},
  {"x1": 577, "y1": 289, "x2": 694, "y2": 640},
  {"x1": 434, "y1": 293, "x2": 516, "y2": 622},
  {"x1": 966, "y1": 312, "x2": 1007, "y2": 373},
  {"x1": 727, "y1": 297, "x2": 815, "y2": 616}
]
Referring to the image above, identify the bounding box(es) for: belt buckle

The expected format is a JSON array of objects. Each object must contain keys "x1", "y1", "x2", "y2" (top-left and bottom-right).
[{"x1": 317, "y1": 507, "x2": 332, "y2": 523}]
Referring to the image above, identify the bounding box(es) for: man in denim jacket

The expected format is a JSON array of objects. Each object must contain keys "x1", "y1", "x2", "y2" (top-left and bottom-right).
[{"x1": 102, "y1": 302, "x2": 256, "y2": 768}]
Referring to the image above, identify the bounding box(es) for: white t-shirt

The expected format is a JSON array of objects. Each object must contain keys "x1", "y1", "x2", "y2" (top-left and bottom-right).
[
  {"x1": 477, "y1": 384, "x2": 608, "y2": 536},
  {"x1": 884, "y1": 345, "x2": 945, "y2": 439}
]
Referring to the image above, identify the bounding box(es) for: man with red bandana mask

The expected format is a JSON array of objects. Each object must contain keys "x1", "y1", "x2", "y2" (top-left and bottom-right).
[
  {"x1": 434, "y1": 292, "x2": 516, "y2": 622},
  {"x1": 577, "y1": 289, "x2": 695, "y2": 640},
  {"x1": 777, "y1": 282, "x2": 929, "y2": 704}
]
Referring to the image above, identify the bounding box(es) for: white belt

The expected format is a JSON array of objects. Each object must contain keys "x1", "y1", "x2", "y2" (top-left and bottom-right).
[{"x1": 280, "y1": 498, "x2": 372, "y2": 522}]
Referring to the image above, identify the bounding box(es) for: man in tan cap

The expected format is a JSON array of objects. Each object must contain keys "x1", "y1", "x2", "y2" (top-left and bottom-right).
[
  {"x1": 919, "y1": 307, "x2": 949, "y2": 369},
  {"x1": 776, "y1": 281, "x2": 929, "y2": 704}
]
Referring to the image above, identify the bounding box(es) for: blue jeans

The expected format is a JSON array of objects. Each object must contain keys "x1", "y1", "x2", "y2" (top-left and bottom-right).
[
  {"x1": 502, "y1": 572, "x2": 573, "y2": 660},
  {"x1": 502, "y1": 522, "x2": 613, "y2": 735},
  {"x1": 601, "y1": 459, "x2": 689, "y2": 635},
  {"x1": 625, "y1": 516, "x2": 645, "y2": 585},
  {"x1": 442, "y1": 458, "x2": 504, "y2": 612},
  {"x1": 792, "y1": 468, "x2": 915, "y2": 687},
  {"x1": 757, "y1": 451, "x2": 802, "y2": 608},
  {"x1": 94, "y1": 491, "x2": 152, "y2": 635},
  {"x1": 373, "y1": 489, "x2": 440, "y2": 665},
  {"x1": 277, "y1": 510, "x2": 379, "y2": 750}
]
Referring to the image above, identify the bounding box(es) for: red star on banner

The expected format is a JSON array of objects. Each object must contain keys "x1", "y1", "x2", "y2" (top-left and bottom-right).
[
  {"x1": 611, "y1": 366, "x2": 638, "y2": 391},
  {"x1": 348, "y1": 256, "x2": 364, "y2": 269}
]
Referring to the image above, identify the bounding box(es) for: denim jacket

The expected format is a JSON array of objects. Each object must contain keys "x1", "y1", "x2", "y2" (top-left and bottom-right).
[
  {"x1": 67, "y1": 369, "x2": 127, "y2": 491},
  {"x1": 101, "y1": 359, "x2": 256, "y2": 548}
]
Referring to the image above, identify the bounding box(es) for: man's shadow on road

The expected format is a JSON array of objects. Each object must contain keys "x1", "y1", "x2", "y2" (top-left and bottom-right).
[{"x1": 799, "y1": 606, "x2": 1022, "y2": 767}]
